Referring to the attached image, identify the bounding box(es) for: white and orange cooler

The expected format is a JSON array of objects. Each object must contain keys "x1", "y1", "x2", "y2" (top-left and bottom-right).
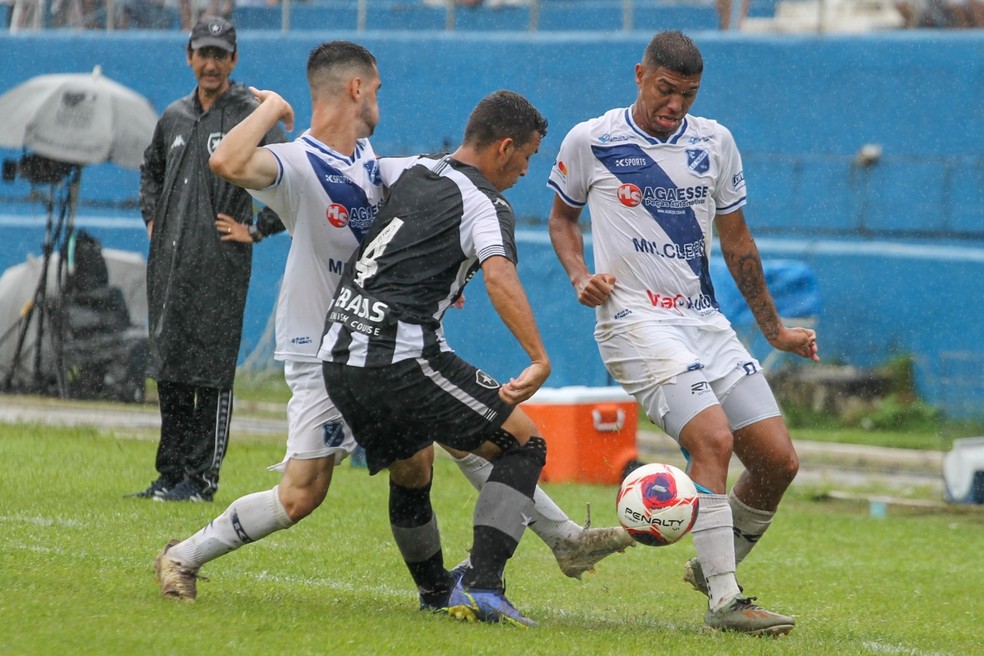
[{"x1": 521, "y1": 386, "x2": 639, "y2": 485}]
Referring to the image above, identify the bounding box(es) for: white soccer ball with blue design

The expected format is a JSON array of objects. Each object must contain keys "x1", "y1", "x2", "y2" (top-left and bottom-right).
[{"x1": 616, "y1": 462, "x2": 699, "y2": 546}]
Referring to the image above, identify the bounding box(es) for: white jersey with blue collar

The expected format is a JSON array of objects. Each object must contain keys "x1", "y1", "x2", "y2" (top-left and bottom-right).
[
  {"x1": 548, "y1": 106, "x2": 746, "y2": 332},
  {"x1": 248, "y1": 131, "x2": 383, "y2": 362}
]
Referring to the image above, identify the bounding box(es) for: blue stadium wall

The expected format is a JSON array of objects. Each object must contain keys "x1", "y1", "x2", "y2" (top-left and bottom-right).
[{"x1": 1, "y1": 30, "x2": 982, "y2": 413}]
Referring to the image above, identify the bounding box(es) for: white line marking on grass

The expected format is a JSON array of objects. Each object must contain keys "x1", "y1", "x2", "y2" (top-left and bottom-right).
[
  {"x1": 0, "y1": 514, "x2": 86, "y2": 528},
  {"x1": 252, "y1": 571, "x2": 409, "y2": 601},
  {"x1": 8, "y1": 543, "x2": 60, "y2": 554},
  {"x1": 863, "y1": 641, "x2": 951, "y2": 656}
]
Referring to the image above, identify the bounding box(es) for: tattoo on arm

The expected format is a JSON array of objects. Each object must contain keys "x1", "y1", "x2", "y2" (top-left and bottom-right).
[{"x1": 725, "y1": 250, "x2": 781, "y2": 342}]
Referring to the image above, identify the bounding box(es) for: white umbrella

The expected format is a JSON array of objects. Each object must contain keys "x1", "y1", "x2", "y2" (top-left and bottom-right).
[{"x1": 0, "y1": 65, "x2": 157, "y2": 170}]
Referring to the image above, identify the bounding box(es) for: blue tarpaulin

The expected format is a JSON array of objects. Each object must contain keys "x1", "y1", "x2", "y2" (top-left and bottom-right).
[{"x1": 710, "y1": 258, "x2": 822, "y2": 368}]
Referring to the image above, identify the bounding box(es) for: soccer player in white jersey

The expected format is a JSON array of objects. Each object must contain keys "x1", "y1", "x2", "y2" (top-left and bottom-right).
[
  {"x1": 152, "y1": 41, "x2": 632, "y2": 604},
  {"x1": 548, "y1": 31, "x2": 819, "y2": 636}
]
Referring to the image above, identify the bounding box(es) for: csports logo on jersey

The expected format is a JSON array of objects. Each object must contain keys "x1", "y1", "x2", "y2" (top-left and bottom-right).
[
  {"x1": 617, "y1": 183, "x2": 642, "y2": 207},
  {"x1": 326, "y1": 203, "x2": 349, "y2": 228},
  {"x1": 207, "y1": 132, "x2": 224, "y2": 156},
  {"x1": 686, "y1": 149, "x2": 710, "y2": 174}
]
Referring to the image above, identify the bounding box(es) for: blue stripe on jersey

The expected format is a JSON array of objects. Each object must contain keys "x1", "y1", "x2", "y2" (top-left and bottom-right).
[
  {"x1": 305, "y1": 152, "x2": 376, "y2": 244},
  {"x1": 591, "y1": 142, "x2": 717, "y2": 306},
  {"x1": 547, "y1": 179, "x2": 584, "y2": 208}
]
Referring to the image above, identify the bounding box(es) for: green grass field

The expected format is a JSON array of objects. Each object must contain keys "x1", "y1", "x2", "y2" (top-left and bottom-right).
[{"x1": 1, "y1": 420, "x2": 981, "y2": 655}]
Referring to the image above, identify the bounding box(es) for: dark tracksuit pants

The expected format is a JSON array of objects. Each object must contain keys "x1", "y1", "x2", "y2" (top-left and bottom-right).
[{"x1": 154, "y1": 380, "x2": 233, "y2": 493}]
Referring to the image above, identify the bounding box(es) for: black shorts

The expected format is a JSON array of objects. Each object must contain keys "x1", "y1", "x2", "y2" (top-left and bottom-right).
[{"x1": 323, "y1": 352, "x2": 513, "y2": 474}]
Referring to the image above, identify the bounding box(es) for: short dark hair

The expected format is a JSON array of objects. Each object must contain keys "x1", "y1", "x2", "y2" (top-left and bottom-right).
[
  {"x1": 462, "y1": 90, "x2": 548, "y2": 150},
  {"x1": 642, "y1": 31, "x2": 703, "y2": 76},
  {"x1": 307, "y1": 41, "x2": 377, "y2": 90}
]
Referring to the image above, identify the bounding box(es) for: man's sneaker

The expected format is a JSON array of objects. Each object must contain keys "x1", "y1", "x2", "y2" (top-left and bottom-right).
[
  {"x1": 683, "y1": 557, "x2": 743, "y2": 597},
  {"x1": 153, "y1": 478, "x2": 214, "y2": 502},
  {"x1": 704, "y1": 595, "x2": 795, "y2": 636},
  {"x1": 125, "y1": 478, "x2": 171, "y2": 499},
  {"x1": 554, "y1": 525, "x2": 635, "y2": 579},
  {"x1": 154, "y1": 539, "x2": 202, "y2": 602},
  {"x1": 445, "y1": 580, "x2": 536, "y2": 628},
  {"x1": 419, "y1": 562, "x2": 469, "y2": 612}
]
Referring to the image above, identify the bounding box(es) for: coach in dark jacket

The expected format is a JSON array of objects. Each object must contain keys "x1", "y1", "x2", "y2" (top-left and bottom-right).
[{"x1": 130, "y1": 16, "x2": 285, "y2": 502}]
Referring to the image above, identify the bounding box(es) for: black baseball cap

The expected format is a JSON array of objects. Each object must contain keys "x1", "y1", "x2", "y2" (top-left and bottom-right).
[{"x1": 189, "y1": 16, "x2": 237, "y2": 53}]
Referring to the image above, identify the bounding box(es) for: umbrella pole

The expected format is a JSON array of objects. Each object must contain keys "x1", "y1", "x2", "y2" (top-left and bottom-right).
[{"x1": 50, "y1": 166, "x2": 81, "y2": 398}]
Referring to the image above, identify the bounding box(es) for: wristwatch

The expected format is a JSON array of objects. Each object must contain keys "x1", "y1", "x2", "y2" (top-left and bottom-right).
[{"x1": 247, "y1": 223, "x2": 263, "y2": 243}]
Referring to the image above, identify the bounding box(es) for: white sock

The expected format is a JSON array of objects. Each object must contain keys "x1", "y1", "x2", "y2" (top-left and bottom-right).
[
  {"x1": 691, "y1": 493, "x2": 742, "y2": 611},
  {"x1": 450, "y1": 452, "x2": 580, "y2": 550},
  {"x1": 729, "y1": 489, "x2": 775, "y2": 565},
  {"x1": 167, "y1": 486, "x2": 293, "y2": 568}
]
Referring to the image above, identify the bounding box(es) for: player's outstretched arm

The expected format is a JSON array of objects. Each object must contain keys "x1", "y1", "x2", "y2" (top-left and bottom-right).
[
  {"x1": 209, "y1": 87, "x2": 294, "y2": 190},
  {"x1": 548, "y1": 195, "x2": 616, "y2": 307},
  {"x1": 481, "y1": 255, "x2": 551, "y2": 404},
  {"x1": 716, "y1": 209, "x2": 819, "y2": 362}
]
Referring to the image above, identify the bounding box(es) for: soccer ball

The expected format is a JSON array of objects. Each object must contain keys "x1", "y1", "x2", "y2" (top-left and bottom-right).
[{"x1": 616, "y1": 462, "x2": 699, "y2": 546}]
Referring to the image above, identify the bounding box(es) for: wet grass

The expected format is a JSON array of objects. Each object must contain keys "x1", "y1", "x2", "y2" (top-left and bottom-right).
[{"x1": 1, "y1": 422, "x2": 981, "y2": 656}]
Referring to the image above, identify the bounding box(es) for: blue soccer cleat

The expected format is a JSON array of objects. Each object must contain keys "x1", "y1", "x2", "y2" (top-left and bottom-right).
[{"x1": 445, "y1": 579, "x2": 537, "y2": 628}]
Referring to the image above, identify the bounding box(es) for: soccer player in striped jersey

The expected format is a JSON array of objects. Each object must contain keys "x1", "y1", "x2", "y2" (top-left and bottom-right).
[
  {"x1": 321, "y1": 90, "x2": 553, "y2": 627},
  {"x1": 548, "y1": 31, "x2": 819, "y2": 635},
  {"x1": 152, "y1": 43, "x2": 631, "y2": 606}
]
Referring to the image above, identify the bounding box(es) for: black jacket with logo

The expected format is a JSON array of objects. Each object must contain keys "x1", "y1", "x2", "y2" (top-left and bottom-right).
[{"x1": 140, "y1": 82, "x2": 285, "y2": 388}]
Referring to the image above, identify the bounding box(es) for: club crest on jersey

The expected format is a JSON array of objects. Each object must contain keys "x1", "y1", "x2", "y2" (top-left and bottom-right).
[
  {"x1": 475, "y1": 370, "x2": 499, "y2": 390},
  {"x1": 686, "y1": 149, "x2": 710, "y2": 174},
  {"x1": 326, "y1": 203, "x2": 349, "y2": 228},
  {"x1": 322, "y1": 422, "x2": 346, "y2": 448},
  {"x1": 364, "y1": 158, "x2": 381, "y2": 186},
  {"x1": 617, "y1": 183, "x2": 642, "y2": 207},
  {"x1": 207, "y1": 132, "x2": 224, "y2": 156}
]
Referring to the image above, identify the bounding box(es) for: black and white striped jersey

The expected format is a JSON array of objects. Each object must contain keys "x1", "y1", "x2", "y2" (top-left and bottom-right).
[{"x1": 317, "y1": 154, "x2": 518, "y2": 367}]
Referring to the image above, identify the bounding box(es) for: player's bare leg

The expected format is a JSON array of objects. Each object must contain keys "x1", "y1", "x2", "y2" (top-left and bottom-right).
[{"x1": 155, "y1": 455, "x2": 334, "y2": 600}]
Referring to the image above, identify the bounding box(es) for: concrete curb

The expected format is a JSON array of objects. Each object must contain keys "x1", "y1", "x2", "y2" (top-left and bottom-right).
[{"x1": 0, "y1": 393, "x2": 946, "y2": 495}]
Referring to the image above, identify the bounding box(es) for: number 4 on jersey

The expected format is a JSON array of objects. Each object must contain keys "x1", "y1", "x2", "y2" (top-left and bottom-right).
[{"x1": 353, "y1": 218, "x2": 404, "y2": 287}]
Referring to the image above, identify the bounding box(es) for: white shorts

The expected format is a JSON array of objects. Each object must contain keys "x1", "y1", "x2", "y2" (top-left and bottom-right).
[
  {"x1": 267, "y1": 360, "x2": 357, "y2": 472},
  {"x1": 596, "y1": 322, "x2": 780, "y2": 440}
]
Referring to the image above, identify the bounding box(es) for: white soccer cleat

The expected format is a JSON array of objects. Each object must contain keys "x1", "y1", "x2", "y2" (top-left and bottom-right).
[
  {"x1": 553, "y1": 517, "x2": 636, "y2": 580},
  {"x1": 154, "y1": 539, "x2": 203, "y2": 602}
]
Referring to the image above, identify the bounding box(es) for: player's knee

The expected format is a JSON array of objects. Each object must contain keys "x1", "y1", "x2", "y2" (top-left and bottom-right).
[
  {"x1": 388, "y1": 475, "x2": 433, "y2": 527},
  {"x1": 522, "y1": 435, "x2": 547, "y2": 468},
  {"x1": 489, "y1": 428, "x2": 547, "y2": 467},
  {"x1": 279, "y1": 484, "x2": 327, "y2": 522},
  {"x1": 687, "y1": 426, "x2": 734, "y2": 466},
  {"x1": 775, "y1": 449, "x2": 799, "y2": 485}
]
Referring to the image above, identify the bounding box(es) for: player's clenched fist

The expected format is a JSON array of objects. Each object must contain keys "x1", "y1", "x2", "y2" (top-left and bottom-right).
[{"x1": 575, "y1": 273, "x2": 616, "y2": 307}]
